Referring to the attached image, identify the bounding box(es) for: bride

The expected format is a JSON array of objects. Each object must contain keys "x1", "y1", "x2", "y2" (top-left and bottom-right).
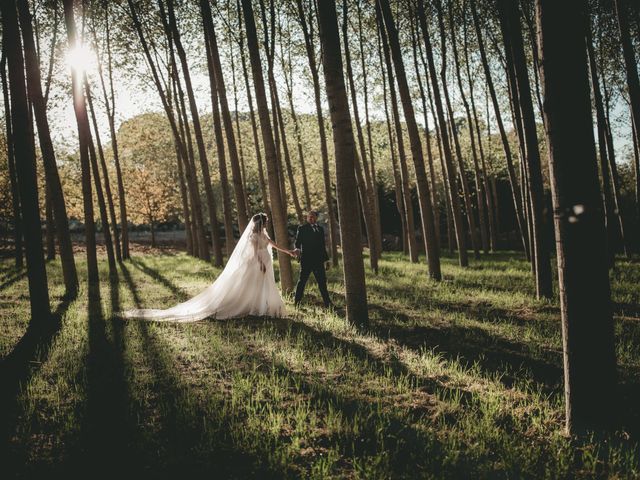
[{"x1": 121, "y1": 213, "x2": 294, "y2": 321}]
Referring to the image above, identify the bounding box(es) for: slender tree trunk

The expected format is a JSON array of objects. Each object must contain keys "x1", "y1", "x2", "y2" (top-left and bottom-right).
[
  {"x1": 356, "y1": 0, "x2": 383, "y2": 260},
  {"x1": 200, "y1": 0, "x2": 249, "y2": 230},
  {"x1": 317, "y1": 0, "x2": 368, "y2": 328},
  {"x1": 241, "y1": 0, "x2": 294, "y2": 292},
  {"x1": 18, "y1": 0, "x2": 78, "y2": 295},
  {"x1": 449, "y1": 0, "x2": 489, "y2": 254},
  {"x1": 436, "y1": 0, "x2": 480, "y2": 260},
  {"x1": 378, "y1": 8, "x2": 419, "y2": 262},
  {"x1": 200, "y1": 4, "x2": 235, "y2": 257},
  {"x1": 414, "y1": 0, "x2": 461, "y2": 271},
  {"x1": 586, "y1": 26, "x2": 618, "y2": 266},
  {"x1": 164, "y1": 0, "x2": 223, "y2": 265},
  {"x1": 94, "y1": 4, "x2": 129, "y2": 259},
  {"x1": 343, "y1": 0, "x2": 379, "y2": 272},
  {"x1": 498, "y1": 0, "x2": 553, "y2": 299},
  {"x1": 45, "y1": 184, "x2": 55, "y2": 260},
  {"x1": 295, "y1": 0, "x2": 339, "y2": 266},
  {"x1": 410, "y1": 7, "x2": 440, "y2": 249},
  {"x1": 536, "y1": 0, "x2": 616, "y2": 433},
  {"x1": 63, "y1": 0, "x2": 99, "y2": 288},
  {"x1": 615, "y1": 0, "x2": 640, "y2": 190},
  {"x1": 0, "y1": 52, "x2": 23, "y2": 269},
  {"x1": 1, "y1": 0, "x2": 51, "y2": 324},
  {"x1": 86, "y1": 110, "x2": 117, "y2": 276},
  {"x1": 237, "y1": 0, "x2": 272, "y2": 226},
  {"x1": 470, "y1": 0, "x2": 529, "y2": 255},
  {"x1": 85, "y1": 79, "x2": 122, "y2": 262},
  {"x1": 280, "y1": 18, "x2": 311, "y2": 210},
  {"x1": 128, "y1": 0, "x2": 208, "y2": 261},
  {"x1": 463, "y1": 11, "x2": 497, "y2": 251}
]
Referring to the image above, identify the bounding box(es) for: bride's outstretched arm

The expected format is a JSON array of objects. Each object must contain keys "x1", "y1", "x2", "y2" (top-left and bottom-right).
[{"x1": 268, "y1": 238, "x2": 295, "y2": 256}]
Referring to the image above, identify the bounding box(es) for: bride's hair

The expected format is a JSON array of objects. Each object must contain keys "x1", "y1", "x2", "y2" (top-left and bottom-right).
[{"x1": 252, "y1": 213, "x2": 268, "y2": 233}]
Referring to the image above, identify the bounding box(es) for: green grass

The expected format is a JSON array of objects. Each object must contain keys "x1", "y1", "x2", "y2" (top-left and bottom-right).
[{"x1": 1, "y1": 249, "x2": 639, "y2": 478}]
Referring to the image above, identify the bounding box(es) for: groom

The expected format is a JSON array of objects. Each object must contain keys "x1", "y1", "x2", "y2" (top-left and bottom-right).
[{"x1": 293, "y1": 210, "x2": 332, "y2": 308}]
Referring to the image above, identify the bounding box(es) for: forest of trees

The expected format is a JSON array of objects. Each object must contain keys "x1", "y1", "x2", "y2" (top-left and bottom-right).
[{"x1": 1, "y1": 0, "x2": 640, "y2": 441}]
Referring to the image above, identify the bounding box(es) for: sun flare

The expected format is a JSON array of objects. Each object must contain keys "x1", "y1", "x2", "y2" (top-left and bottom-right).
[{"x1": 66, "y1": 43, "x2": 95, "y2": 74}]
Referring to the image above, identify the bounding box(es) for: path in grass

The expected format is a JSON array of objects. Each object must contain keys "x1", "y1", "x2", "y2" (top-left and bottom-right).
[{"x1": 1, "y1": 250, "x2": 639, "y2": 478}]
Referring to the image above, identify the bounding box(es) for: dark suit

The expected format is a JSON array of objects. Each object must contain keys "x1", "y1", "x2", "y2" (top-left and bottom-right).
[{"x1": 294, "y1": 223, "x2": 331, "y2": 307}]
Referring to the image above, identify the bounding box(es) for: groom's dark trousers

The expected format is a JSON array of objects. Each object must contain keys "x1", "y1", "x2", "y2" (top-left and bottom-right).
[{"x1": 294, "y1": 223, "x2": 331, "y2": 307}]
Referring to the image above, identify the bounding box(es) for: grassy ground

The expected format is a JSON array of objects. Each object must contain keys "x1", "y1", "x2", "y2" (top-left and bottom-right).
[{"x1": 1, "y1": 249, "x2": 639, "y2": 478}]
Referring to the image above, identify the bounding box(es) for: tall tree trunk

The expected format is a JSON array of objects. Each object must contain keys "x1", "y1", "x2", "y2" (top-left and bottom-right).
[
  {"x1": 378, "y1": 7, "x2": 419, "y2": 262},
  {"x1": 317, "y1": 0, "x2": 368, "y2": 328},
  {"x1": 45, "y1": 184, "x2": 55, "y2": 260},
  {"x1": 413, "y1": 0, "x2": 462, "y2": 271},
  {"x1": 463, "y1": 9, "x2": 497, "y2": 251},
  {"x1": 1, "y1": 0, "x2": 50, "y2": 323},
  {"x1": 343, "y1": 0, "x2": 379, "y2": 273},
  {"x1": 356, "y1": 0, "x2": 383, "y2": 261},
  {"x1": 94, "y1": 3, "x2": 129, "y2": 259},
  {"x1": 448, "y1": 0, "x2": 489, "y2": 254},
  {"x1": 86, "y1": 107, "x2": 117, "y2": 277},
  {"x1": 280, "y1": 17, "x2": 311, "y2": 210},
  {"x1": 0, "y1": 52, "x2": 23, "y2": 269},
  {"x1": 536, "y1": 0, "x2": 616, "y2": 433},
  {"x1": 85, "y1": 79, "x2": 122, "y2": 263},
  {"x1": 615, "y1": 0, "x2": 640, "y2": 195},
  {"x1": 163, "y1": 0, "x2": 223, "y2": 265},
  {"x1": 295, "y1": 0, "x2": 339, "y2": 267},
  {"x1": 241, "y1": 0, "x2": 294, "y2": 292},
  {"x1": 128, "y1": 0, "x2": 208, "y2": 261},
  {"x1": 586, "y1": 25, "x2": 618, "y2": 266},
  {"x1": 237, "y1": 0, "x2": 272, "y2": 227},
  {"x1": 498, "y1": 0, "x2": 553, "y2": 299},
  {"x1": 410, "y1": 6, "x2": 440, "y2": 250},
  {"x1": 63, "y1": 0, "x2": 99, "y2": 288},
  {"x1": 436, "y1": 0, "x2": 480, "y2": 260},
  {"x1": 470, "y1": 0, "x2": 529, "y2": 256},
  {"x1": 200, "y1": 0, "x2": 249, "y2": 230},
  {"x1": 18, "y1": 0, "x2": 78, "y2": 295},
  {"x1": 200, "y1": 2, "x2": 236, "y2": 257}
]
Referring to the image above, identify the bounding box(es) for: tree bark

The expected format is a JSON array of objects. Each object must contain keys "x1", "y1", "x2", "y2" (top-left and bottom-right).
[
  {"x1": 241, "y1": 0, "x2": 294, "y2": 292},
  {"x1": 498, "y1": 0, "x2": 553, "y2": 299},
  {"x1": 470, "y1": 0, "x2": 529, "y2": 256},
  {"x1": 63, "y1": 0, "x2": 99, "y2": 288},
  {"x1": 586, "y1": 25, "x2": 619, "y2": 266},
  {"x1": 84, "y1": 79, "x2": 122, "y2": 263},
  {"x1": 1, "y1": 0, "x2": 50, "y2": 323},
  {"x1": 294, "y1": 0, "x2": 339, "y2": 267},
  {"x1": 200, "y1": 1, "x2": 236, "y2": 257},
  {"x1": 163, "y1": 0, "x2": 223, "y2": 265},
  {"x1": 0, "y1": 52, "x2": 23, "y2": 269},
  {"x1": 200, "y1": 0, "x2": 249, "y2": 231},
  {"x1": 237, "y1": 0, "x2": 272, "y2": 228},
  {"x1": 317, "y1": 0, "x2": 368, "y2": 328},
  {"x1": 436, "y1": 0, "x2": 480, "y2": 260},
  {"x1": 93, "y1": 3, "x2": 129, "y2": 259},
  {"x1": 343, "y1": 0, "x2": 379, "y2": 273},
  {"x1": 536, "y1": 0, "x2": 617, "y2": 433},
  {"x1": 414, "y1": 0, "x2": 463, "y2": 271},
  {"x1": 377, "y1": 6, "x2": 419, "y2": 262},
  {"x1": 128, "y1": 0, "x2": 209, "y2": 261},
  {"x1": 18, "y1": 0, "x2": 78, "y2": 295}
]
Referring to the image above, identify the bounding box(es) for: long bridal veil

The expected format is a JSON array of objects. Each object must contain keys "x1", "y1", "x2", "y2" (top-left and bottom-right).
[{"x1": 120, "y1": 218, "x2": 282, "y2": 322}]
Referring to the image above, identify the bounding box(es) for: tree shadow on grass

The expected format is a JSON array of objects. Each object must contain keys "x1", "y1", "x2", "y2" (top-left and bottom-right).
[
  {"x1": 117, "y1": 261, "x2": 286, "y2": 477},
  {"x1": 66, "y1": 276, "x2": 132, "y2": 477},
  {"x1": 0, "y1": 294, "x2": 72, "y2": 469}
]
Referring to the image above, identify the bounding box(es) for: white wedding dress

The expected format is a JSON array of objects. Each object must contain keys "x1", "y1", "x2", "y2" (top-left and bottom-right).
[{"x1": 121, "y1": 220, "x2": 286, "y2": 321}]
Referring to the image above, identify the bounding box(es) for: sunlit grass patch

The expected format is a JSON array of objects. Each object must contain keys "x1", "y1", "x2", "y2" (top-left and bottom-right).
[{"x1": 1, "y1": 249, "x2": 639, "y2": 477}]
